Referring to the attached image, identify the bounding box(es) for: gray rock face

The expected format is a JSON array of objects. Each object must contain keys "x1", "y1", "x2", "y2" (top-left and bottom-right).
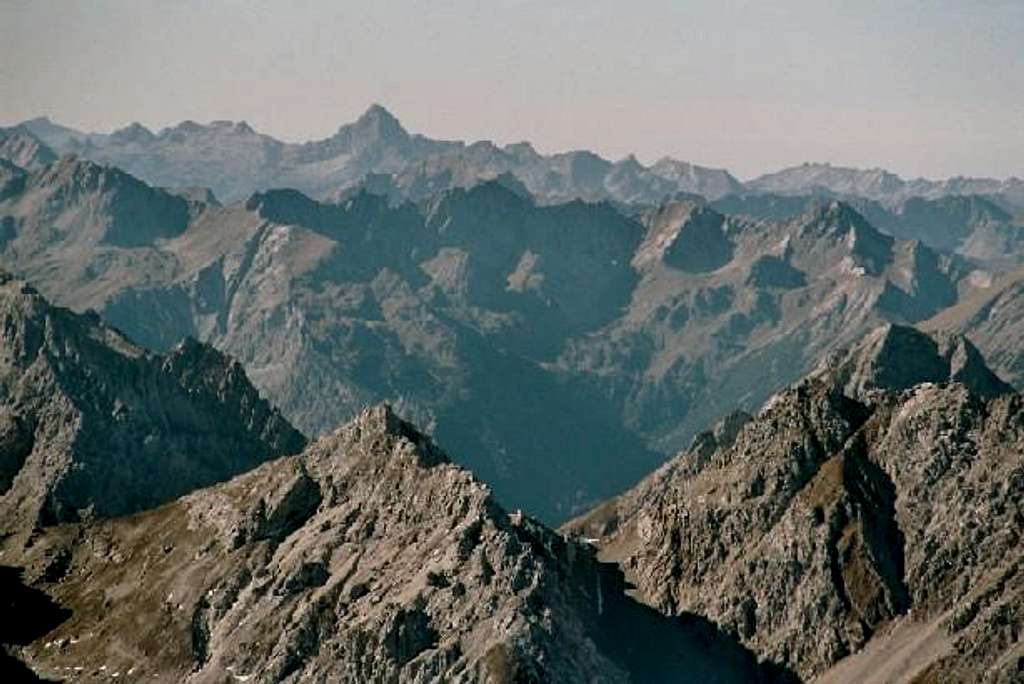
[
  {"x1": 0, "y1": 271, "x2": 305, "y2": 532},
  {"x1": 8, "y1": 405, "x2": 790, "y2": 683},
  {"x1": 565, "y1": 327, "x2": 1021, "y2": 682},
  {"x1": 656, "y1": 205, "x2": 734, "y2": 273}
]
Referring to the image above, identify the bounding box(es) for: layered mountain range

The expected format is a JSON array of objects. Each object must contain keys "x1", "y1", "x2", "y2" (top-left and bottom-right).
[
  {"x1": 7, "y1": 107, "x2": 1024, "y2": 215},
  {"x1": 0, "y1": 281, "x2": 792, "y2": 682},
  {"x1": 0, "y1": 103, "x2": 1021, "y2": 681},
  {"x1": 8, "y1": 107, "x2": 742, "y2": 207},
  {"x1": 2, "y1": 279, "x2": 1018, "y2": 682},
  {"x1": 0, "y1": 148, "x2": 1004, "y2": 522}
]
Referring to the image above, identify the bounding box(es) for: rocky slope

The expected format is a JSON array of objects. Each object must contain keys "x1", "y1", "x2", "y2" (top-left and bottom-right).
[
  {"x1": 0, "y1": 270, "x2": 304, "y2": 533},
  {"x1": 565, "y1": 325, "x2": 1022, "y2": 682},
  {"x1": 0, "y1": 157, "x2": 981, "y2": 522},
  {"x1": 18, "y1": 106, "x2": 743, "y2": 206},
  {"x1": 0, "y1": 126, "x2": 57, "y2": 172},
  {"x1": 4, "y1": 404, "x2": 792, "y2": 683}
]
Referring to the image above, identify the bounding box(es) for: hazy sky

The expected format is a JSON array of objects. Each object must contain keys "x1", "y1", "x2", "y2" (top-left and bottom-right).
[{"x1": 2, "y1": 0, "x2": 1022, "y2": 180}]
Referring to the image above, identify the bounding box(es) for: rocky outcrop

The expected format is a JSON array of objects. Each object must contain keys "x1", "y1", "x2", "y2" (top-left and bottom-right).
[
  {"x1": 8, "y1": 405, "x2": 791, "y2": 683},
  {"x1": 0, "y1": 159, "x2": 28, "y2": 204},
  {"x1": 565, "y1": 326, "x2": 1021, "y2": 682},
  {"x1": 0, "y1": 271, "x2": 305, "y2": 532}
]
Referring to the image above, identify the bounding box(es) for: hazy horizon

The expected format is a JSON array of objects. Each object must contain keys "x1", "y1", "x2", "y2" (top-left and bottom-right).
[{"x1": 2, "y1": 0, "x2": 1022, "y2": 181}]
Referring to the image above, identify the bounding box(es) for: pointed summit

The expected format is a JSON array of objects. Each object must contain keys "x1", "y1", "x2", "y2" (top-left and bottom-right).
[
  {"x1": 110, "y1": 121, "x2": 154, "y2": 144},
  {"x1": 15, "y1": 116, "x2": 87, "y2": 150},
  {"x1": 346, "y1": 103, "x2": 409, "y2": 146},
  {"x1": 318, "y1": 404, "x2": 450, "y2": 469},
  {"x1": 796, "y1": 200, "x2": 894, "y2": 275},
  {"x1": 634, "y1": 203, "x2": 734, "y2": 272},
  {"x1": 815, "y1": 324, "x2": 1013, "y2": 400},
  {"x1": 359, "y1": 102, "x2": 399, "y2": 123}
]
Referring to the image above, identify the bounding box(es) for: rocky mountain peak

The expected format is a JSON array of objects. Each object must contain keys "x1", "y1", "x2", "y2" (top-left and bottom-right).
[
  {"x1": 319, "y1": 403, "x2": 451, "y2": 470},
  {"x1": 17, "y1": 116, "x2": 85, "y2": 149},
  {"x1": 749, "y1": 162, "x2": 907, "y2": 199},
  {"x1": 0, "y1": 275, "x2": 305, "y2": 532},
  {"x1": 615, "y1": 153, "x2": 644, "y2": 172},
  {"x1": 567, "y1": 325, "x2": 1022, "y2": 682},
  {"x1": 178, "y1": 119, "x2": 206, "y2": 132},
  {"x1": 636, "y1": 202, "x2": 733, "y2": 272},
  {"x1": 16, "y1": 155, "x2": 192, "y2": 247},
  {"x1": 809, "y1": 200, "x2": 888, "y2": 243},
  {"x1": 649, "y1": 157, "x2": 745, "y2": 199},
  {"x1": 796, "y1": 200, "x2": 894, "y2": 274},
  {"x1": 207, "y1": 119, "x2": 256, "y2": 135},
  {"x1": 245, "y1": 187, "x2": 325, "y2": 223},
  {"x1": 33, "y1": 154, "x2": 116, "y2": 190},
  {"x1": 807, "y1": 199, "x2": 867, "y2": 228},
  {"x1": 340, "y1": 103, "x2": 410, "y2": 148},
  {"x1": 110, "y1": 121, "x2": 155, "y2": 144},
  {"x1": 814, "y1": 323, "x2": 1013, "y2": 400},
  {"x1": 503, "y1": 140, "x2": 540, "y2": 161},
  {"x1": 8, "y1": 388, "x2": 788, "y2": 682}
]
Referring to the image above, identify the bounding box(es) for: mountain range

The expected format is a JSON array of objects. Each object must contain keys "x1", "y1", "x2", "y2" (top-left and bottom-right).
[
  {"x1": 0, "y1": 278, "x2": 791, "y2": 682},
  {"x1": 2, "y1": 278, "x2": 1018, "y2": 682},
  {"x1": 7, "y1": 107, "x2": 742, "y2": 207},
  {"x1": 0, "y1": 150, "x2": 1006, "y2": 522},
  {"x1": 0, "y1": 106, "x2": 1021, "y2": 682},
  {"x1": 6, "y1": 106, "x2": 1024, "y2": 214}
]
